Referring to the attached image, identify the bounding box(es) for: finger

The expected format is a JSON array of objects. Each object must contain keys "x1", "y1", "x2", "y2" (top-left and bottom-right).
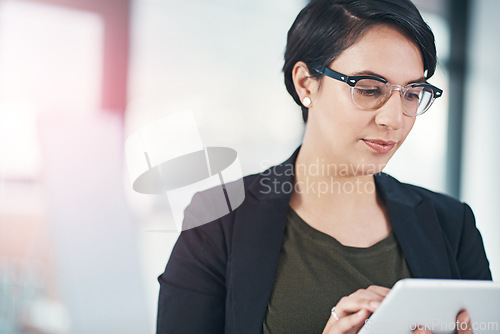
[
  {"x1": 366, "y1": 285, "x2": 391, "y2": 297},
  {"x1": 413, "y1": 329, "x2": 432, "y2": 334},
  {"x1": 456, "y1": 310, "x2": 473, "y2": 334},
  {"x1": 335, "y1": 290, "x2": 385, "y2": 316},
  {"x1": 330, "y1": 309, "x2": 369, "y2": 334}
]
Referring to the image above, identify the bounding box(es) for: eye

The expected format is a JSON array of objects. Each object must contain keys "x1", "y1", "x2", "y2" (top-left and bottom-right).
[
  {"x1": 404, "y1": 92, "x2": 420, "y2": 101},
  {"x1": 354, "y1": 88, "x2": 382, "y2": 97},
  {"x1": 354, "y1": 79, "x2": 385, "y2": 98},
  {"x1": 405, "y1": 85, "x2": 428, "y2": 102}
]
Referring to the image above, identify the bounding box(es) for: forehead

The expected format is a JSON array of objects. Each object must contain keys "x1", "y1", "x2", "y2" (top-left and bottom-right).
[{"x1": 331, "y1": 24, "x2": 424, "y2": 85}]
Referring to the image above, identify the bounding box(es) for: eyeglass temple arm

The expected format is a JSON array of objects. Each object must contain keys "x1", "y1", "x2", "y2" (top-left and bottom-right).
[
  {"x1": 315, "y1": 67, "x2": 348, "y2": 81},
  {"x1": 315, "y1": 68, "x2": 358, "y2": 87}
]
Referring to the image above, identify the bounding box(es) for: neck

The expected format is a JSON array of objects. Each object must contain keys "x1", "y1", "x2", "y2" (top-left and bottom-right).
[{"x1": 290, "y1": 143, "x2": 379, "y2": 213}]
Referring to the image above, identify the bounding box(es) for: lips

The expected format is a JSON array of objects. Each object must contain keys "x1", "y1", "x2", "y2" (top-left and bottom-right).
[{"x1": 362, "y1": 139, "x2": 397, "y2": 154}]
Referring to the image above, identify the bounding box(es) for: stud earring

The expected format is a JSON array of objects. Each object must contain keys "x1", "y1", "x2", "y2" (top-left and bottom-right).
[{"x1": 303, "y1": 97, "x2": 311, "y2": 107}]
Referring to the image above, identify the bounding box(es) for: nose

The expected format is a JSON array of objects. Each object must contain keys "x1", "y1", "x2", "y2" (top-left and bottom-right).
[{"x1": 374, "y1": 90, "x2": 404, "y2": 130}]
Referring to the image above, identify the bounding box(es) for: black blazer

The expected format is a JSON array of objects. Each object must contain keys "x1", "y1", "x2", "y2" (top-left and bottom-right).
[{"x1": 157, "y1": 148, "x2": 491, "y2": 334}]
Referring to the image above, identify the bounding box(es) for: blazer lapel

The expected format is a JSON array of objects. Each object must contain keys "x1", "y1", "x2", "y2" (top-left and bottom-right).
[
  {"x1": 229, "y1": 150, "x2": 298, "y2": 334},
  {"x1": 375, "y1": 173, "x2": 452, "y2": 278}
]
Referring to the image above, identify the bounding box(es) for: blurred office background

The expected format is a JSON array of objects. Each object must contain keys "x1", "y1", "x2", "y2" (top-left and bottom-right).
[{"x1": 0, "y1": 0, "x2": 498, "y2": 332}]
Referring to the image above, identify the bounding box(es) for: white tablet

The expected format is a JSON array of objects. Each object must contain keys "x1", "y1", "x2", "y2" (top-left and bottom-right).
[{"x1": 358, "y1": 279, "x2": 500, "y2": 334}]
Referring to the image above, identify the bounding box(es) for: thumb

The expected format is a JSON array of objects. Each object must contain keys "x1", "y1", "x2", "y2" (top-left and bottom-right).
[{"x1": 456, "y1": 310, "x2": 473, "y2": 334}]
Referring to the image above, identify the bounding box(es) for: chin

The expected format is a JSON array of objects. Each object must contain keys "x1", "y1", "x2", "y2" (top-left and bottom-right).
[
  {"x1": 342, "y1": 159, "x2": 387, "y2": 177},
  {"x1": 365, "y1": 159, "x2": 389, "y2": 175}
]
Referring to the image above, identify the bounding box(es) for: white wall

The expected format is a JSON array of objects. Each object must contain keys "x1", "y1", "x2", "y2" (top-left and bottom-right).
[{"x1": 462, "y1": 0, "x2": 500, "y2": 281}]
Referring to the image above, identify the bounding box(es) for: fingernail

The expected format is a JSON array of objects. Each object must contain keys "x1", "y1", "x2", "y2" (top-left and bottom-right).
[
  {"x1": 459, "y1": 311, "x2": 471, "y2": 324},
  {"x1": 370, "y1": 301, "x2": 380, "y2": 308}
]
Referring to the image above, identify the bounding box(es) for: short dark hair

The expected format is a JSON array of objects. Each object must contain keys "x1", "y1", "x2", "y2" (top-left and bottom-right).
[{"x1": 283, "y1": 0, "x2": 437, "y2": 122}]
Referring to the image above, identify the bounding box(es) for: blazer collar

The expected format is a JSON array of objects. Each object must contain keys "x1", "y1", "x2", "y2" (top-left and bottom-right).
[
  {"x1": 230, "y1": 147, "x2": 451, "y2": 333},
  {"x1": 375, "y1": 173, "x2": 452, "y2": 279}
]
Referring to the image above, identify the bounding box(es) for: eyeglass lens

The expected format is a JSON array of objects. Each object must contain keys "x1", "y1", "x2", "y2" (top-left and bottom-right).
[{"x1": 351, "y1": 79, "x2": 435, "y2": 115}]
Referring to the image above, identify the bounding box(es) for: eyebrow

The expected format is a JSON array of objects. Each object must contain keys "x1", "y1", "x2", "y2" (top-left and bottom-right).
[{"x1": 350, "y1": 70, "x2": 426, "y2": 85}]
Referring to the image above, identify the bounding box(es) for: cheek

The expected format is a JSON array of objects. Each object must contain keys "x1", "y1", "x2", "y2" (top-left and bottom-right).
[
  {"x1": 313, "y1": 84, "x2": 372, "y2": 144},
  {"x1": 325, "y1": 91, "x2": 361, "y2": 124},
  {"x1": 315, "y1": 81, "x2": 351, "y2": 109},
  {"x1": 324, "y1": 106, "x2": 361, "y2": 140},
  {"x1": 403, "y1": 118, "x2": 416, "y2": 138},
  {"x1": 396, "y1": 117, "x2": 417, "y2": 149}
]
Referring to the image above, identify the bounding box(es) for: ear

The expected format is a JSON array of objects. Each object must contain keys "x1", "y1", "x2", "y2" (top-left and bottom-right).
[{"x1": 292, "y1": 61, "x2": 320, "y2": 105}]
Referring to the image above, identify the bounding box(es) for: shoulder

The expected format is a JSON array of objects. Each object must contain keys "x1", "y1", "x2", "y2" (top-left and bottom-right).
[
  {"x1": 378, "y1": 173, "x2": 491, "y2": 279},
  {"x1": 400, "y1": 180, "x2": 461, "y2": 208},
  {"x1": 178, "y1": 167, "x2": 274, "y2": 244},
  {"x1": 165, "y1": 164, "x2": 289, "y2": 287},
  {"x1": 182, "y1": 170, "x2": 264, "y2": 227},
  {"x1": 183, "y1": 149, "x2": 298, "y2": 231}
]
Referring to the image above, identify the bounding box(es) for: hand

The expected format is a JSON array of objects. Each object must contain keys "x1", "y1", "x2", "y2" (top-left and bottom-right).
[
  {"x1": 413, "y1": 310, "x2": 473, "y2": 334},
  {"x1": 322, "y1": 285, "x2": 390, "y2": 334}
]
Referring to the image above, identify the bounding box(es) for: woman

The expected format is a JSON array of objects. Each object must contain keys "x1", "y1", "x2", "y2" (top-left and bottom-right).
[{"x1": 157, "y1": 0, "x2": 491, "y2": 333}]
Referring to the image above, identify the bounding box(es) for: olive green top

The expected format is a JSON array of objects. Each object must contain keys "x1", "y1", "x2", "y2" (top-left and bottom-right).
[{"x1": 262, "y1": 207, "x2": 411, "y2": 334}]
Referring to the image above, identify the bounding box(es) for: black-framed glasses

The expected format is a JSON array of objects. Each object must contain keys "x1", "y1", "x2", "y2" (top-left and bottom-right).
[{"x1": 315, "y1": 67, "x2": 443, "y2": 116}]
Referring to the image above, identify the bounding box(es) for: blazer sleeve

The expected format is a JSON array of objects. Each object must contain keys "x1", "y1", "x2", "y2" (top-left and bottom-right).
[
  {"x1": 455, "y1": 203, "x2": 492, "y2": 280},
  {"x1": 157, "y1": 215, "x2": 229, "y2": 333}
]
